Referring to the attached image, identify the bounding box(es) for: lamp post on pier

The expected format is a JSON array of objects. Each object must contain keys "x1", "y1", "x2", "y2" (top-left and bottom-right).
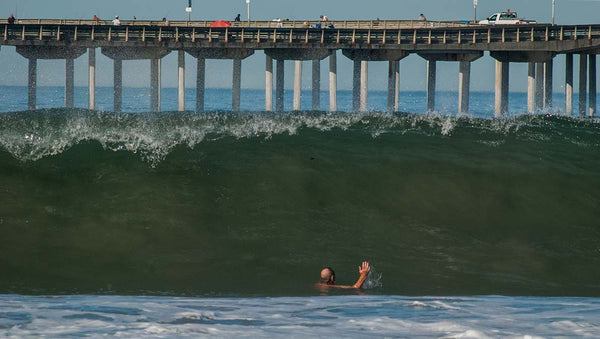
[
  {"x1": 246, "y1": 0, "x2": 251, "y2": 24},
  {"x1": 552, "y1": 0, "x2": 555, "y2": 25},
  {"x1": 473, "y1": 0, "x2": 478, "y2": 23},
  {"x1": 186, "y1": 0, "x2": 192, "y2": 22}
]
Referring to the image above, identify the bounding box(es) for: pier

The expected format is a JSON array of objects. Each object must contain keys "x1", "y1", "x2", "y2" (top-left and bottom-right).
[{"x1": 2, "y1": 19, "x2": 600, "y2": 116}]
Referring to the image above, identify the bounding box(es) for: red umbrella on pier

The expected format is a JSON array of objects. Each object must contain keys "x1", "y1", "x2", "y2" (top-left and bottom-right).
[{"x1": 210, "y1": 20, "x2": 231, "y2": 27}]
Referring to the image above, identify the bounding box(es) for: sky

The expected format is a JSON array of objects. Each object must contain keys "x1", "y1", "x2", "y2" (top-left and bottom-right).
[{"x1": 1, "y1": 0, "x2": 600, "y2": 93}]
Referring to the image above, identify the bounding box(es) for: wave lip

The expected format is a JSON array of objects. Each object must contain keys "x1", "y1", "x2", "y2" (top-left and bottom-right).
[{"x1": 2, "y1": 109, "x2": 599, "y2": 164}]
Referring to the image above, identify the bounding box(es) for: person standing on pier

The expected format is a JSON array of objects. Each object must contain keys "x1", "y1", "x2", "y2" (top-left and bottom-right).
[
  {"x1": 162, "y1": 17, "x2": 170, "y2": 26},
  {"x1": 234, "y1": 14, "x2": 241, "y2": 22},
  {"x1": 7, "y1": 14, "x2": 15, "y2": 24},
  {"x1": 419, "y1": 13, "x2": 427, "y2": 21},
  {"x1": 112, "y1": 15, "x2": 121, "y2": 26},
  {"x1": 320, "y1": 14, "x2": 329, "y2": 21}
]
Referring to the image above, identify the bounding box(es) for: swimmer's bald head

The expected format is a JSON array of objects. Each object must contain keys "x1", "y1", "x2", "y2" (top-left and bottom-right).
[{"x1": 320, "y1": 267, "x2": 335, "y2": 284}]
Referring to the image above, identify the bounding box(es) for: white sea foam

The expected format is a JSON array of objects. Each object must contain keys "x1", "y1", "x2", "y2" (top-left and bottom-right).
[{"x1": 1, "y1": 295, "x2": 600, "y2": 338}]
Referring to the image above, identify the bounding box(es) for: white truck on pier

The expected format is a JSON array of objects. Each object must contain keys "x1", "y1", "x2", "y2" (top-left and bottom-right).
[{"x1": 478, "y1": 11, "x2": 536, "y2": 25}]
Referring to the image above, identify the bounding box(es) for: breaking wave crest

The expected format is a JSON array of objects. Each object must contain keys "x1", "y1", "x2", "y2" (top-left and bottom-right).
[{"x1": 1, "y1": 109, "x2": 599, "y2": 165}]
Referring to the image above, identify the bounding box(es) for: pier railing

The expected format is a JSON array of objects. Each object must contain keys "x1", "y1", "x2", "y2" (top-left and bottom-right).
[
  {"x1": 3, "y1": 22, "x2": 600, "y2": 52},
  {"x1": 3, "y1": 19, "x2": 474, "y2": 29}
]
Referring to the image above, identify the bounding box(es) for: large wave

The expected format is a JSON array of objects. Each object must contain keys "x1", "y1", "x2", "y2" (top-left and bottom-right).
[{"x1": 1, "y1": 109, "x2": 599, "y2": 296}]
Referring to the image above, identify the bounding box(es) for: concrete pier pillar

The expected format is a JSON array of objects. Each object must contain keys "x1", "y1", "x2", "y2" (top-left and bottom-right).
[
  {"x1": 426, "y1": 60, "x2": 436, "y2": 111},
  {"x1": 233, "y1": 58, "x2": 242, "y2": 111},
  {"x1": 535, "y1": 62, "x2": 544, "y2": 110},
  {"x1": 329, "y1": 51, "x2": 337, "y2": 111},
  {"x1": 387, "y1": 61, "x2": 396, "y2": 112},
  {"x1": 150, "y1": 58, "x2": 160, "y2": 112},
  {"x1": 276, "y1": 59, "x2": 284, "y2": 111},
  {"x1": 494, "y1": 60, "x2": 509, "y2": 116},
  {"x1": 527, "y1": 63, "x2": 535, "y2": 113},
  {"x1": 360, "y1": 60, "x2": 368, "y2": 111},
  {"x1": 265, "y1": 55, "x2": 273, "y2": 111},
  {"x1": 27, "y1": 58, "x2": 37, "y2": 110},
  {"x1": 352, "y1": 59, "x2": 360, "y2": 111},
  {"x1": 113, "y1": 58, "x2": 122, "y2": 112},
  {"x1": 195, "y1": 58, "x2": 205, "y2": 112},
  {"x1": 178, "y1": 50, "x2": 185, "y2": 111},
  {"x1": 88, "y1": 48, "x2": 96, "y2": 110},
  {"x1": 293, "y1": 60, "x2": 302, "y2": 111},
  {"x1": 544, "y1": 60, "x2": 553, "y2": 109},
  {"x1": 458, "y1": 61, "x2": 471, "y2": 114},
  {"x1": 157, "y1": 60, "x2": 162, "y2": 111},
  {"x1": 65, "y1": 58, "x2": 74, "y2": 108},
  {"x1": 394, "y1": 60, "x2": 400, "y2": 111},
  {"x1": 565, "y1": 53, "x2": 573, "y2": 115},
  {"x1": 579, "y1": 54, "x2": 588, "y2": 116},
  {"x1": 589, "y1": 54, "x2": 596, "y2": 117},
  {"x1": 312, "y1": 59, "x2": 320, "y2": 110}
]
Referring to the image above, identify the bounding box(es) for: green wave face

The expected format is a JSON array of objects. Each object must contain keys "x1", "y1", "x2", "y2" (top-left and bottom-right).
[{"x1": 1, "y1": 109, "x2": 600, "y2": 296}]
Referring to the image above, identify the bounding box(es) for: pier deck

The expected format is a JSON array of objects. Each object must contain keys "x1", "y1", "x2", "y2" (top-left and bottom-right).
[{"x1": 2, "y1": 19, "x2": 599, "y2": 115}]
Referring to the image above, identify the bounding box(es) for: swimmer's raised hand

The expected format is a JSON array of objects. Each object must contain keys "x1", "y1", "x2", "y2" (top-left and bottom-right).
[{"x1": 358, "y1": 261, "x2": 371, "y2": 276}]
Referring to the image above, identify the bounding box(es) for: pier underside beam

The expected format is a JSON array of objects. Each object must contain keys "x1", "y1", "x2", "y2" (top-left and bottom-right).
[
  {"x1": 16, "y1": 46, "x2": 86, "y2": 59},
  {"x1": 100, "y1": 47, "x2": 170, "y2": 60},
  {"x1": 329, "y1": 51, "x2": 337, "y2": 112},
  {"x1": 494, "y1": 60, "x2": 509, "y2": 116},
  {"x1": 342, "y1": 49, "x2": 407, "y2": 61},
  {"x1": 490, "y1": 51, "x2": 556, "y2": 63},
  {"x1": 186, "y1": 48, "x2": 254, "y2": 60},
  {"x1": 265, "y1": 49, "x2": 331, "y2": 61},
  {"x1": 417, "y1": 52, "x2": 482, "y2": 62},
  {"x1": 565, "y1": 54, "x2": 573, "y2": 115}
]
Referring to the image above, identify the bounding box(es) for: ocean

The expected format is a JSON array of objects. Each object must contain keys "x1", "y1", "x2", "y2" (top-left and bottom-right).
[{"x1": 1, "y1": 86, "x2": 600, "y2": 337}]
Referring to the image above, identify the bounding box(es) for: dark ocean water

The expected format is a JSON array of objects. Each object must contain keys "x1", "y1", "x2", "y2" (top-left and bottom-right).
[
  {"x1": 1, "y1": 105, "x2": 599, "y2": 297},
  {"x1": 1, "y1": 85, "x2": 600, "y2": 337}
]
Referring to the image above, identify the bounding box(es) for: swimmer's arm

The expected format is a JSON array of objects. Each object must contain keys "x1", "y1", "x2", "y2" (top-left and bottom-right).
[
  {"x1": 315, "y1": 261, "x2": 371, "y2": 289},
  {"x1": 351, "y1": 261, "x2": 371, "y2": 289}
]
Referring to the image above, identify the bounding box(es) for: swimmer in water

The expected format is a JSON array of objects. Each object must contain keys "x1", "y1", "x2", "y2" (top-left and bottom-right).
[{"x1": 318, "y1": 261, "x2": 371, "y2": 289}]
